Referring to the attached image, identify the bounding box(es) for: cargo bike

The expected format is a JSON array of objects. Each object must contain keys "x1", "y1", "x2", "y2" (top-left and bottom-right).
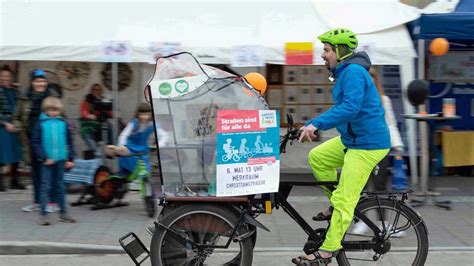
[{"x1": 119, "y1": 53, "x2": 429, "y2": 266}]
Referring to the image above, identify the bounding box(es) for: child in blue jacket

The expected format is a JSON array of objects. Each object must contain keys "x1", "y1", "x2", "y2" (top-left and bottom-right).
[{"x1": 32, "y1": 96, "x2": 76, "y2": 225}]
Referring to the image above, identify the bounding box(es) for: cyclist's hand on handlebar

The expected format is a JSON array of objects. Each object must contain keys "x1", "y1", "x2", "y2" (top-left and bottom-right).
[{"x1": 298, "y1": 124, "x2": 318, "y2": 143}]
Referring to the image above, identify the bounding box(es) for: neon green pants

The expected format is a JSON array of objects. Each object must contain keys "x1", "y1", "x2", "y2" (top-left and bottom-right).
[{"x1": 308, "y1": 136, "x2": 389, "y2": 252}]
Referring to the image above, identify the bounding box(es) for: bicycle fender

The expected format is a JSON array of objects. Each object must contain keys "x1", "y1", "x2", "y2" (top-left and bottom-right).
[{"x1": 244, "y1": 214, "x2": 270, "y2": 232}]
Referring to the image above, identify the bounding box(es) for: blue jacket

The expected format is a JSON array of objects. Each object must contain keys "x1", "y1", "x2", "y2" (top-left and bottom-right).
[
  {"x1": 305, "y1": 52, "x2": 390, "y2": 150},
  {"x1": 32, "y1": 113, "x2": 75, "y2": 161}
]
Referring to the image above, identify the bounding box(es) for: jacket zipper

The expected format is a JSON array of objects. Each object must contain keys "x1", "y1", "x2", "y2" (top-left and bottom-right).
[{"x1": 347, "y1": 122, "x2": 356, "y2": 144}]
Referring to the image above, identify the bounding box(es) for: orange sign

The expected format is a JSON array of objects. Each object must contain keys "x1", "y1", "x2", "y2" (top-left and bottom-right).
[{"x1": 285, "y1": 42, "x2": 314, "y2": 65}]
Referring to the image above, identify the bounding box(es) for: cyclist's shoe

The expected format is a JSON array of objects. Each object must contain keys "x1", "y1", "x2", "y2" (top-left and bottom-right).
[
  {"x1": 292, "y1": 250, "x2": 338, "y2": 265},
  {"x1": 312, "y1": 206, "x2": 333, "y2": 221}
]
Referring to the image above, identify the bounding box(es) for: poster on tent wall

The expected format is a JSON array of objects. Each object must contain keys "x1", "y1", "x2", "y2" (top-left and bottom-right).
[
  {"x1": 285, "y1": 42, "x2": 313, "y2": 65},
  {"x1": 231, "y1": 45, "x2": 265, "y2": 67},
  {"x1": 148, "y1": 42, "x2": 182, "y2": 64},
  {"x1": 215, "y1": 110, "x2": 280, "y2": 197},
  {"x1": 429, "y1": 52, "x2": 474, "y2": 82},
  {"x1": 101, "y1": 41, "x2": 131, "y2": 62}
]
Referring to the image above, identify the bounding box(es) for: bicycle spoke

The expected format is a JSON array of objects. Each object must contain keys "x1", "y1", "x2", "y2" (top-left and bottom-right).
[{"x1": 158, "y1": 210, "x2": 246, "y2": 265}]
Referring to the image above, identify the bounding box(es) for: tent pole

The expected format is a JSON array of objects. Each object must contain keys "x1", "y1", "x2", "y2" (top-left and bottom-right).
[
  {"x1": 400, "y1": 59, "x2": 418, "y2": 191},
  {"x1": 417, "y1": 39, "x2": 429, "y2": 195},
  {"x1": 112, "y1": 62, "x2": 119, "y2": 146}
]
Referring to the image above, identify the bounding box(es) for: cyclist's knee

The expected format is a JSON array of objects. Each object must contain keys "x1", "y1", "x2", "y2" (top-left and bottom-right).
[
  {"x1": 308, "y1": 147, "x2": 325, "y2": 168},
  {"x1": 308, "y1": 146, "x2": 321, "y2": 160}
]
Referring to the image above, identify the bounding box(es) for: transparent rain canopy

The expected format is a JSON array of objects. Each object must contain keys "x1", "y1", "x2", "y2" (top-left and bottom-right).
[{"x1": 148, "y1": 53, "x2": 268, "y2": 197}]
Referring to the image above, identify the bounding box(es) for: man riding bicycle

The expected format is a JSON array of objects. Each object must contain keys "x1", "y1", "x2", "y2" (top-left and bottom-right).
[{"x1": 294, "y1": 28, "x2": 391, "y2": 265}]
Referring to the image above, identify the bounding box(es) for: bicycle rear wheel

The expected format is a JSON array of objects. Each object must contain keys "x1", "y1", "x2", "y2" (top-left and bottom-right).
[
  {"x1": 150, "y1": 204, "x2": 253, "y2": 266},
  {"x1": 337, "y1": 198, "x2": 429, "y2": 265},
  {"x1": 94, "y1": 166, "x2": 115, "y2": 204}
]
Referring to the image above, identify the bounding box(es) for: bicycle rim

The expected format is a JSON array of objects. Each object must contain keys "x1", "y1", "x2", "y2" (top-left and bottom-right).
[
  {"x1": 157, "y1": 210, "x2": 247, "y2": 265},
  {"x1": 337, "y1": 199, "x2": 428, "y2": 265}
]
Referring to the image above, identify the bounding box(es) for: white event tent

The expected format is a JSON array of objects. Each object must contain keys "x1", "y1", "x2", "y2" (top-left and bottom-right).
[{"x1": 0, "y1": 0, "x2": 422, "y2": 185}]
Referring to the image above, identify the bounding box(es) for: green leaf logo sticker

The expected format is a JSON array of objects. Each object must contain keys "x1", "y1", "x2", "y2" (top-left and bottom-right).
[
  {"x1": 159, "y1": 82, "x2": 172, "y2": 96},
  {"x1": 175, "y1": 80, "x2": 189, "y2": 94}
]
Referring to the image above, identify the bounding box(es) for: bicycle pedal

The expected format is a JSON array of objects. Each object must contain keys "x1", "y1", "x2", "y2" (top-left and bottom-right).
[{"x1": 119, "y1": 232, "x2": 149, "y2": 265}]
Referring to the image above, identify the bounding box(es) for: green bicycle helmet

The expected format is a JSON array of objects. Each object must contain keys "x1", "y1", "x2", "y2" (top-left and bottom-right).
[{"x1": 318, "y1": 28, "x2": 358, "y2": 61}]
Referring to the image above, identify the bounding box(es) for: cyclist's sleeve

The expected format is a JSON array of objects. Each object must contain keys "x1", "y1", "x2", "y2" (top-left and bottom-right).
[
  {"x1": 305, "y1": 68, "x2": 365, "y2": 130},
  {"x1": 118, "y1": 122, "x2": 134, "y2": 146}
]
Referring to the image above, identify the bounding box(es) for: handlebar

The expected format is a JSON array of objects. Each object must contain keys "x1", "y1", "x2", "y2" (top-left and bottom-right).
[
  {"x1": 279, "y1": 127, "x2": 300, "y2": 154},
  {"x1": 279, "y1": 122, "x2": 319, "y2": 154}
]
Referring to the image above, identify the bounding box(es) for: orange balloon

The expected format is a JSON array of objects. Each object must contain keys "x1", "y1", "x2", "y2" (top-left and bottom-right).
[
  {"x1": 429, "y1": 38, "x2": 449, "y2": 56},
  {"x1": 244, "y1": 72, "x2": 267, "y2": 95}
]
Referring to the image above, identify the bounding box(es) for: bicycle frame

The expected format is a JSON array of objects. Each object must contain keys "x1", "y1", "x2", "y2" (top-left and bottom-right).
[
  {"x1": 250, "y1": 184, "x2": 413, "y2": 252},
  {"x1": 156, "y1": 184, "x2": 412, "y2": 253}
]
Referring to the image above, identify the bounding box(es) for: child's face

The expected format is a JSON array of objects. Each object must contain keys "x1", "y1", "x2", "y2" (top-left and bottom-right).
[
  {"x1": 47, "y1": 109, "x2": 60, "y2": 118},
  {"x1": 138, "y1": 112, "x2": 152, "y2": 122}
]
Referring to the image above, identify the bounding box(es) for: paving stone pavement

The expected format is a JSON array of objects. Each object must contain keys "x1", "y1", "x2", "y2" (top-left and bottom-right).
[{"x1": 0, "y1": 176, "x2": 473, "y2": 261}]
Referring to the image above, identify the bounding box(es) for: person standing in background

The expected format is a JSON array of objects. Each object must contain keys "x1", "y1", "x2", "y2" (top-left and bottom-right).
[
  {"x1": 79, "y1": 83, "x2": 112, "y2": 159},
  {"x1": 0, "y1": 67, "x2": 24, "y2": 191},
  {"x1": 32, "y1": 96, "x2": 76, "y2": 225},
  {"x1": 351, "y1": 67, "x2": 406, "y2": 237},
  {"x1": 14, "y1": 69, "x2": 59, "y2": 212},
  {"x1": 368, "y1": 67, "x2": 404, "y2": 190}
]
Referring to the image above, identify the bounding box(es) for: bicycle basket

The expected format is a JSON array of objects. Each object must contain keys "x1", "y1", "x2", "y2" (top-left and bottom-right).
[{"x1": 147, "y1": 52, "x2": 268, "y2": 198}]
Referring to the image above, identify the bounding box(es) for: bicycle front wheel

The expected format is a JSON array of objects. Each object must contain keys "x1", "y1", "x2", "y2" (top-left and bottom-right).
[
  {"x1": 150, "y1": 204, "x2": 253, "y2": 266},
  {"x1": 337, "y1": 198, "x2": 429, "y2": 265}
]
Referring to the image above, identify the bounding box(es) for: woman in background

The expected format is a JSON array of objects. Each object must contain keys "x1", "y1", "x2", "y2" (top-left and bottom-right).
[{"x1": 0, "y1": 67, "x2": 24, "y2": 191}]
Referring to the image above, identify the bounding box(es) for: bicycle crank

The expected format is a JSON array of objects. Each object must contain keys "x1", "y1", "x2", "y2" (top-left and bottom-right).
[{"x1": 303, "y1": 228, "x2": 326, "y2": 255}]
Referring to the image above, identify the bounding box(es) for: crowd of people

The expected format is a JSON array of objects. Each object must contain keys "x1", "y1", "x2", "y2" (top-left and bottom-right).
[{"x1": 0, "y1": 66, "x2": 158, "y2": 226}]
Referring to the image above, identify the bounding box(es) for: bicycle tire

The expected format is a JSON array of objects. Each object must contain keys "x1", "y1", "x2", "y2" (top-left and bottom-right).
[
  {"x1": 93, "y1": 166, "x2": 115, "y2": 204},
  {"x1": 336, "y1": 198, "x2": 429, "y2": 266},
  {"x1": 150, "y1": 204, "x2": 253, "y2": 266}
]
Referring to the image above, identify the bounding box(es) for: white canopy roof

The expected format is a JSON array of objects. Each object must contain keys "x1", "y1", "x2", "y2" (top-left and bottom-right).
[{"x1": 0, "y1": 0, "x2": 420, "y2": 65}]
